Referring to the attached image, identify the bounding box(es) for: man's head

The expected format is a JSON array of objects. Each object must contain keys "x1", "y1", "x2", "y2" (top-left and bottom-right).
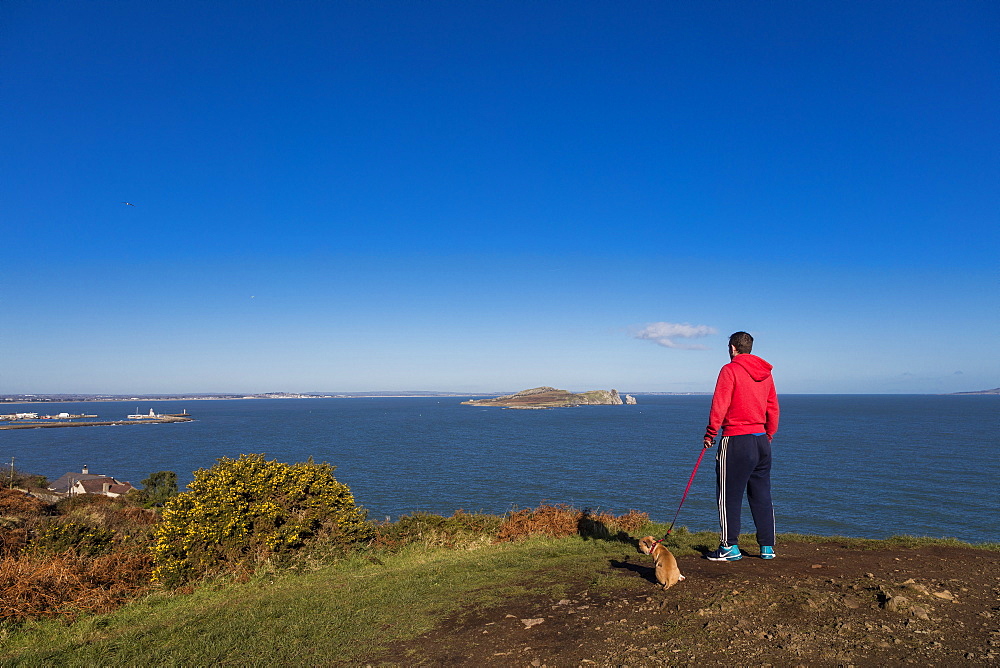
[{"x1": 728, "y1": 331, "x2": 753, "y2": 356}]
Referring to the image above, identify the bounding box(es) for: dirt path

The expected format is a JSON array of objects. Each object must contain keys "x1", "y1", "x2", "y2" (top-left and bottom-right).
[{"x1": 382, "y1": 542, "x2": 999, "y2": 666}]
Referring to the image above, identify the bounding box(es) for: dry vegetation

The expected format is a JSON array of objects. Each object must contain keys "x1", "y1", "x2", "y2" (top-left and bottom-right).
[
  {"x1": 0, "y1": 551, "x2": 153, "y2": 622},
  {"x1": 0, "y1": 490, "x2": 156, "y2": 623},
  {"x1": 2, "y1": 474, "x2": 650, "y2": 628},
  {"x1": 497, "y1": 504, "x2": 648, "y2": 542}
]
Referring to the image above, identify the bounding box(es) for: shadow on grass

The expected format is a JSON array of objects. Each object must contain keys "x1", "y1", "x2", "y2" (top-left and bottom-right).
[
  {"x1": 608, "y1": 555, "x2": 662, "y2": 586},
  {"x1": 575, "y1": 513, "x2": 665, "y2": 586},
  {"x1": 692, "y1": 542, "x2": 714, "y2": 557},
  {"x1": 577, "y1": 512, "x2": 638, "y2": 548}
]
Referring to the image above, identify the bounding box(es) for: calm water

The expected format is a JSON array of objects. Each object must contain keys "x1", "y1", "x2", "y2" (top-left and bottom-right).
[{"x1": 3, "y1": 395, "x2": 998, "y2": 543}]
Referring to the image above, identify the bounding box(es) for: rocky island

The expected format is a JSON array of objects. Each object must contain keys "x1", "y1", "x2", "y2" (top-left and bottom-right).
[{"x1": 462, "y1": 386, "x2": 637, "y2": 409}]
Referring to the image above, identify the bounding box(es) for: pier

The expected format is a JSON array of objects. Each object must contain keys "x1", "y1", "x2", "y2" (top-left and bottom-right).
[{"x1": 0, "y1": 415, "x2": 193, "y2": 430}]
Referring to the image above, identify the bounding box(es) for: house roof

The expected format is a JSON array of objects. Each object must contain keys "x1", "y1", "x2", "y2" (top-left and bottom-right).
[
  {"x1": 77, "y1": 478, "x2": 135, "y2": 495},
  {"x1": 49, "y1": 472, "x2": 111, "y2": 494}
]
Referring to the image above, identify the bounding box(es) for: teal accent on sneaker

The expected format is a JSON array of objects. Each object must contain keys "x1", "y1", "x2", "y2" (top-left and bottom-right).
[
  {"x1": 760, "y1": 546, "x2": 775, "y2": 559},
  {"x1": 706, "y1": 544, "x2": 742, "y2": 561}
]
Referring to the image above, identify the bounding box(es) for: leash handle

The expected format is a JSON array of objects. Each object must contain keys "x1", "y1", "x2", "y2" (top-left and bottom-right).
[{"x1": 665, "y1": 446, "x2": 707, "y2": 535}]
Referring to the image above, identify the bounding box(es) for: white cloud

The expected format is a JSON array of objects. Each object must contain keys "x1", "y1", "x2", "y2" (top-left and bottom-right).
[{"x1": 633, "y1": 322, "x2": 717, "y2": 350}]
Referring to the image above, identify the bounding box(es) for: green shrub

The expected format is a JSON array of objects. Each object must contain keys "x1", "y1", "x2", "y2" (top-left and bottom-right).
[
  {"x1": 152, "y1": 454, "x2": 372, "y2": 586},
  {"x1": 6, "y1": 468, "x2": 48, "y2": 489},
  {"x1": 132, "y1": 470, "x2": 179, "y2": 508},
  {"x1": 30, "y1": 495, "x2": 158, "y2": 556},
  {"x1": 31, "y1": 522, "x2": 117, "y2": 556}
]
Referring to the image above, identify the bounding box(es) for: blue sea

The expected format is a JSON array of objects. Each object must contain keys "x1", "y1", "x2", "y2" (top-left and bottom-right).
[{"x1": 3, "y1": 395, "x2": 998, "y2": 544}]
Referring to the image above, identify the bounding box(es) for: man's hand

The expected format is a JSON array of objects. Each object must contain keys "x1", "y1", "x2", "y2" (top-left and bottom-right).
[{"x1": 703, "y1": 437, "x2": 715, "y2": 449}]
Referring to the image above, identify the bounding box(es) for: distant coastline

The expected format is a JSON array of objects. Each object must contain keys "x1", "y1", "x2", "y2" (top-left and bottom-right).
[
  {"x1": 0, "y1": 392, "x2": 497, "y2": 404},
  {"x1": 2, "y1": 388, "x2": 995, "y2": 405},
  {"x1": 0, "y1": 391, "x2": 707, "y2": 405}
]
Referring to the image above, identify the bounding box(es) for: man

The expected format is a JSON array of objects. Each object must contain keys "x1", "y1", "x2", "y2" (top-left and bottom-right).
[{"x1": 703, "y1": 331, "x2": 779, "y2": 561}]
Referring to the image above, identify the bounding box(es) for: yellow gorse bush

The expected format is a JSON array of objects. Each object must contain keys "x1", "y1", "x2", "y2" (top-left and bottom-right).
[{"x1": 152, "y1": 454, "x2": 371, "y2": 586}]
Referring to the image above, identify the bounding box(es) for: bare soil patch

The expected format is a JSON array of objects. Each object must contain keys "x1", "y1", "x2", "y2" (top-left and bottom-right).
[{"x1": 381, "y1": 541, "x2": 999, "y2": 666}]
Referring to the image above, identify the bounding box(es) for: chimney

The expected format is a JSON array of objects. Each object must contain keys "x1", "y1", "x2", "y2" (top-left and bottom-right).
[
  {"x1": 103, "y1": 482, "x2": 111, "y2": 494},
  {"x1": 82, "y1": 465, "x2": 89, "y2": 474}
]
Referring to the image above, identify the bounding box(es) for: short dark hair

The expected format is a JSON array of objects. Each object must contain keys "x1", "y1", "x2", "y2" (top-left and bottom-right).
[{"x1": 729, "y1": 331, "x2": 753, "y2": 354}]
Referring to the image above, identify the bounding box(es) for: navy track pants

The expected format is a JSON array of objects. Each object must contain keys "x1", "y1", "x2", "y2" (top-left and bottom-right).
[{"x1": 716, "y1": 433, "x2": 775, "y2": 547}]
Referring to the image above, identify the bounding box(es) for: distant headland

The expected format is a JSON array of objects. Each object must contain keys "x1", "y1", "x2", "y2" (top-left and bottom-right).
[
  {"x1": 462, "y1": 386, "x2": 637, "y2": 409},
  {"x1": 951, "y1": 387, "x2": 1000, "y2": 395}
]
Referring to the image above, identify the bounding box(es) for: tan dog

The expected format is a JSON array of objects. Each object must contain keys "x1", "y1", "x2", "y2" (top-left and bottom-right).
[{"x1": 638, "y1": 536, "x2": 685, "y2": 590}]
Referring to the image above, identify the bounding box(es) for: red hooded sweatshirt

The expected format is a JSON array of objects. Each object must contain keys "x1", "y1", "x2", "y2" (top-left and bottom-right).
[{"x1": 705, "y1": 353, "x2": 779, "y2": 441}]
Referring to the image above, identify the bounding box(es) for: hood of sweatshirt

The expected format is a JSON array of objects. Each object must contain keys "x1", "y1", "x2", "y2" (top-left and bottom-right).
[{"x1": 732, "y1": 354, "x2": 773, "y2": 382}]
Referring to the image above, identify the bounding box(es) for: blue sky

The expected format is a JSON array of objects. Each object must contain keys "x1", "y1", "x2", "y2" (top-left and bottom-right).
[{"x1": 2, "y1": 1, "x2": 997, "y2": 394}]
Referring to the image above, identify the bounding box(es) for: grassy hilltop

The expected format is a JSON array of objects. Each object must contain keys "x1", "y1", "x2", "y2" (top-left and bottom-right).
[
  {"x1": 2, "y1": 510, "x2": 997, "y2": 665},
  {"x1": 1, "y1": 457, "x2": 997, "y2": 666}
]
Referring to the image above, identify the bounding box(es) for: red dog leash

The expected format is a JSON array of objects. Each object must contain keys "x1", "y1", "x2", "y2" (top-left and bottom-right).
[{"x1": 664, "y1": 446, "x2": 708, "y2": 536}]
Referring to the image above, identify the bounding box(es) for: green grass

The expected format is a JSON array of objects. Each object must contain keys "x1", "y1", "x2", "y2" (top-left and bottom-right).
[
  {"x1": 3, "y1": 522, "x2": 994, "y2": 666},
  {"x1": 757, "y1": 531, "x2": 998, "y2": 551},
  {"x1": 0, "y1": 535, "x2": 636, "y2": 666}
]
